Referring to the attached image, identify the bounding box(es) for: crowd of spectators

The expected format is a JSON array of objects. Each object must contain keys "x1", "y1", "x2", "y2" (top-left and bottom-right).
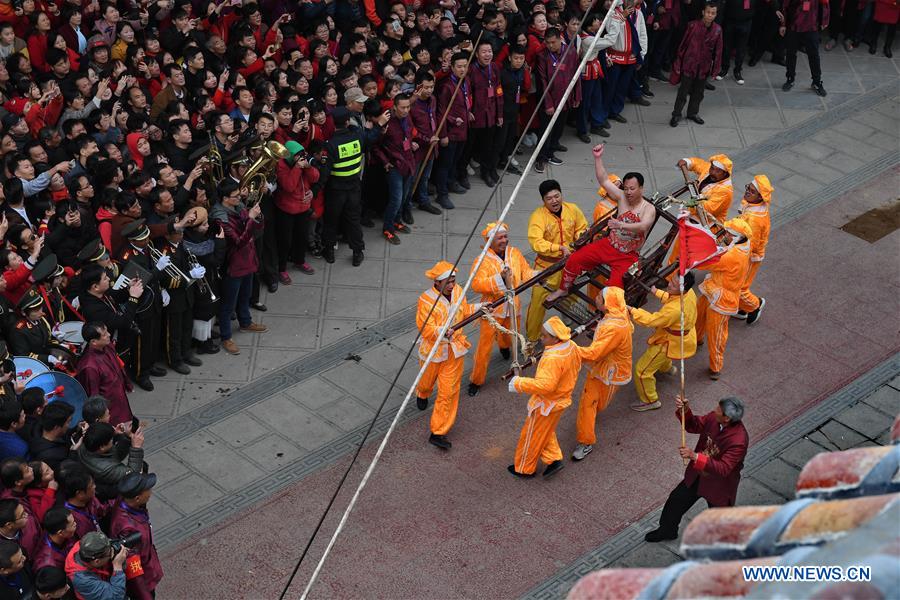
[{"x1": 0, "y1": 0, "x2": 893, "y2": 596}]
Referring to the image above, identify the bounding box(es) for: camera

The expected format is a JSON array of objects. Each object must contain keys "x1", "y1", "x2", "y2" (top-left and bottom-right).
[{"x1": 110, "y1": 532, "x2": 142, "y2": 554}]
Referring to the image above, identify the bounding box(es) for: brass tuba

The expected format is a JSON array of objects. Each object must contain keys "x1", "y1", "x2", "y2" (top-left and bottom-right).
[{"x1": 240, "y1": 140, "x2": 291, "y2": 207}]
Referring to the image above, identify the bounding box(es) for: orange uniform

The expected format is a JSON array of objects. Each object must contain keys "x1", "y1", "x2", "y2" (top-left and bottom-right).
[
  {"x1": 737, "y1": 175, "x2": 773, "y2": 314},
  {"x1": 509, "y1": 318, "x2": 582, "y2": 475},
  {"x1": 469, "y1": 232, "x2": 535, "y2": 387},
  {"x1": 682, "y1": 154, "x2": 734, "y2": 223},
  {"x1": 696, "y1": 219, "x2": 752, "y2": 374},
  {"x1": 574, "y1": 287, "x2": 633, "y2": 445},
  {"x1": 416, "y1": 272, "x2": 477, "y2": 436}
]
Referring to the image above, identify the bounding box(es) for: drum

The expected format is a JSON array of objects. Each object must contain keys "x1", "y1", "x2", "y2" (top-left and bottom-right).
[
  {"x1": 12, "y1": 357, "x2": 50, "y2": 385},
  {"x1": 48, "y1": 346, "x2": 79, "y2": 376},
  {"x1": 26, "y1": 372, "x2": 88, "y2": 423},
  {"x1": 54, "y1": 321, "x2": 85, "y2": 346}
]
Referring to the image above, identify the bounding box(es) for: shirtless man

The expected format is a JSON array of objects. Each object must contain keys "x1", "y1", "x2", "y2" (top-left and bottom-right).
[{"x1": 545, "y1": 145, "x2": 655, "y2": 302}]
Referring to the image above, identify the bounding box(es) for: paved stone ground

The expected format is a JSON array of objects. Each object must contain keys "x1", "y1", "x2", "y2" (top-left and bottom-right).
[{"x1": 133, "y1": 47, "x2": 899, "y2": 596}]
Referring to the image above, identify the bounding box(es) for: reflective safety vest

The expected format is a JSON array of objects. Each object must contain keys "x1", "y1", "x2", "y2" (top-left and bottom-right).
[{"x1": 331, "y1": 137, "x2": 362, "y2": 177}]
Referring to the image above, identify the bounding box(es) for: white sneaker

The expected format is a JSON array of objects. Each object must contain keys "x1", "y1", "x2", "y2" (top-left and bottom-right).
[
  {"x1": 714, "y1": 74, "x2": 724, "y2": 81},
  {"x1": 510, "y1": 157, "x2": 520, "y2": 167},
  {"x1": 631, "y1": 401, "x2": 662, "y2": 412},
  {"x1": 735, "y1": 74, "x2": 745, "y2": 85},
  {"x1": 467, "y1": 165, "x2": 475, "y2": 176},
  {"x1": 572, "y1": 444, "x2": 593, "y2": 461}
]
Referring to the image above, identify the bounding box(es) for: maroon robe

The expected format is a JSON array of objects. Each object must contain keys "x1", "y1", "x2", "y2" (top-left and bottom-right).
[
  {"x1": 783, "y1": 0, "x2": 830, "y2": 32},
  {"x1": 32, "y1": 534, "x2": 75, "y2": 571},
  {"x1": 436, "y1": 75, "x2": 470, "y2": 142},
  {"x1": 410, "y1": 96, "x2": 438, "y2": 162},
  {"x1": 655, "y1": 0, "x2": 683, "y2": 30},
  {"x1": 65, "y1": 498, "x2": 113, "y2": 541},
  {"x1": 0, "y1": 490, "x2": 41, "y2": 560},
  {"x1": 672, "y1": 19, "x2": 724, "y2": 81},
  {"x1": 76, "y1": 344, "x2": 134, "y2": 425},
  {"x1": 467, "y1": 60, "x2": 503, "y2": 129},
  {"x1": 372, "y1": 115, "x2": 416, "y2": 177},
  {"x1": 110, "y1": 502, "x2": 163, "y2": 593},
  {"x1": 677, "y1": 405, "x2": 749, "y2": 507},
  {"x1": 535, "y1": 43, "x2": 582, "y2": 113}
]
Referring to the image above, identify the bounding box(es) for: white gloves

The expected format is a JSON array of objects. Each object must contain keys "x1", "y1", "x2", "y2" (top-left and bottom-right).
[
  {"x1": 48, "y1": 355, "x2": 60, "y2": 366},
  {"x1": 508, "y1": 376, "x2": 518, "y2": 393},
  {"x1": 189, "y1": 265, "x2": 206, "y2": 279},
  {"x1": 155, "y1": 255, "x2": 172, "y2": 271},
  {"x1": 161, "y1": 289, "x2": 170, "y2": 307}
]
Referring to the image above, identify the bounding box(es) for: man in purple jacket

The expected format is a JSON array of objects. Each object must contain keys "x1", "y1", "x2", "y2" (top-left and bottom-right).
[
  {"x1": 374, "y1": 93, "x2": 418, "y2": 244},
  {"x1": 534, "y1": 27, "x2": 582, "y2": 174},
  {"x1": 778, "y1": 0, "x2": 829, "y2": 96},
  {"x1": 465, "y1": 39, "x2": 504, "y2": 187},
  {"x1": 669, "y1": 2, "x2": 723, "y2": 127},
  {"x1": 110, "y1": 472, "x2": 162, "y2": 598}
]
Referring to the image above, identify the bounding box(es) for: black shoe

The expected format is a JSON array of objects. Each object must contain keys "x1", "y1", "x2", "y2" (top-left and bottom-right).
[
  {"x1": 771, "y1": 55, "x2": 786, "y2": 66},
  {"x1": 507, "y1": 465, "x2": 535, "y2": 478},
  {"x1": 670, "y1": 115, "x2": 680, "y2": 127},
  {"x1": 577, "y1": 133, "x2": 591, "y2": 144},
  {"x1": 323, "y1": 248, "x2": 335, "y2": 264},
  {"x1": 599, "y1": 119, "x2": 610, "y2": 129},
  {"x1": 416, "y1": 396, "x2": 428, "y2": 410},
  {"x1": 782, "y1": 79, "x2": 794, "y2": 92},
  {"x1": 267, "y1": 281, "x2": 278, "y2": 294},
  {"x1": 198, "y1": 340, "x2": 220, "y2": 355},
  {"x1": 503, "y1": 163, "x2": 523, "y2": 175},
  {"x1": 402, "y1": 209, "x2": 414, "y2": 225},
  {"x1": 490, "y1": 169, "x2": 501, "y2": 182},
  {"x1": 149, "y1": 366, "x2": 167, "y2": 377},
  {"x1": 437, "y1": 195, "x2": 455, "y2": 209},
  {"x1": 534, "y1": 160, "x2": 546, "y2": 173},
  {"x1": 630, "y1": 96, "x2": 651, "y2": 106},
  {"x1": 609, "y1": 114, "x2": 627, "y2": 123},
  {"x1": 885, "y1": 46, "x2": 893, "y2": 58},
  {"x1": 748, "y1": 55, "x2": 760, "y2": 67},
  {"x1": 812, "y1": 82, "x2": 827, "y2": 97},
  {"x1": 429, "y1": 433, "x2": 451, "y2": 450},
  {"x1": 458, "y1": 175, "x2": 471, "y2": 190},
  {"x1": 448, "y1": 182, "x2": 467, "y2": 194},
  {"x1": 360, "y1": 215, "x2": 375, "y2": 228},
  {"x1": 184, "y1": 355, "x2": 203, "y2": 367},
  {"x1": 481, "y1": 169, "x2": 496, "y2": 187},
  {"x1": 552, "y1": 144, "x2": 568, "y2": 153},
  {"x1": 500, "y1": 348, "x2": 510, "y2": 360},
  {"x1": 705, "y1": 82, "x2": 716, "y2": 91},
  {"x1": 419, "y1": 203, "x2": 441, "y2": 215},
  {"x1": 649, "y1": 70, "x2": 667, "y2": 82},
  {"x1": 746, "y1": 297, "x2": 766, "y2": 325},
  {"x1": 590, "y1": 125, "x2": 609, "y2": 137},
  {"x1": 352, "y1": 251, "x2": 364, "y2": 266},
  {"x1": 642, "y1": 87, "x2": 654, "y2": 98},
  {"x1": 467, "y1": 383, "x2": 480, "y2": 397},
  {"x1": 251, "y1": 302, "x2": 268, "y2": 312},
  {"x1": 687, "y1": 114, "x2": 705, "y2": 125},
  {"x1": 170, "y1": 362, "x2": 191, "y2": 375},
  {"x1": 548, "y1": 155, "x2": 564, "y2": 166},
  {"x1": 644, "y1": 528, "x2": 678, "y2": 543},
  {"x1": 136, "y1": 377, "x2": 154, "y2": 391},
  {"x1": 868, "y1": 43, "x2": 877, "y2": 55},
  {"x1": 543, "y1": 460, "x2": 565, "y2": 478}
]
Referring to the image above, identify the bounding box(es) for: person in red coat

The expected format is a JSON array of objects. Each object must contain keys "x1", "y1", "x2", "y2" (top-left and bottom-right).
[
  {"x1": 75, "y1": 322, "x2": 134, "y2": 426},
  {"x1": 670, "y1": 2, "x2": 723, "y2": 127},
  {"x1": 534, "y1": 27, "x2": 581, "y2": 173},
  {"x1": 464, "y1": 39, "x2": 504, "y2": 188},
  {"x1": 778, "y1": 0, "x2": 830, "y2": 96},
  {"x1": 273, "y1": 141, "x2": 319, "y2": 284},
  {"x1": 645, "y1": 394, "x2": 749, "y2": 542},
  {"x1": 109, "y1": 472, "x2": 162, "y2": 598},
  {"x1": 870, "y1": 0, "x2": 898, "y2": 56},
  {"x1": 409, "y1": 70, "x2": 448, "y2": 212},
  {"x1": 372, "y1": 92, "x2": 419, "y2": 241}
]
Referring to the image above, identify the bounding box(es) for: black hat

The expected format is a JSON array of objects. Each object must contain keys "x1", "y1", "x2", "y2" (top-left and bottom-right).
[
  {"x1": 118, "y1": 472, "x2": 157, "y2": 498},
  {"x1": 31, "y1": 254, "x2": 64, "y2": 284},
  {"x1": 17, "y1": 287, "x2": 43, "y2": 312},
  {"x1": 332, "y1": 106, "x2": 350, "y2": 126},
  {"x1": 121, "y1": 219, "x2": 150, "y2": 241},
  {"x1": 77, "y1": 239, "x2": 109, "y2": 264}
]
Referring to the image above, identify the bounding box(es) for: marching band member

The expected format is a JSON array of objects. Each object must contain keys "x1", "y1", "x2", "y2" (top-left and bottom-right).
[
  {"x1": 159, "y1": 229, "x2": 203, "y2": 374},
  {"x1": 78, "y1": 264, "x2": 144, "y2": 362},
  {"x1": 467, "y1": 223, "x2": 534, "y2": 397},
  {"x1": 629, "y1": 272, "x2": 698, "y2": 411},
  {"x1": 507, "y1": 317, "x2": 581, "y2": 479},
  {"x1": 415, "y1": 261, "x2": 477, "y2": 450},
  {"x1": 677, "y1": 154, "x2": 734, "y2": 223},
  {"x1": 735, "y1": 175, "x2": 773, "y2": 325},
  {"x1": 9, "y1": 289, "x2": 65, "y2": 366},
  {"x1": 695, "y1": 218, "x2": 752, "y2": 379},
  {"x1": 572, "y1": 287, "x2": 633, "y2": 461},
  {"x1": 525, "y1": 180, "x2": 588, "y2": 342}
]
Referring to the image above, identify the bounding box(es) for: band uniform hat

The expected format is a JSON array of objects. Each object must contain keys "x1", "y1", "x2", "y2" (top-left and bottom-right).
[
  {"x1": 77, "y1": 239, "x2": 109, "y2": 264},
  {"x1": 118, "y1": 472, "x2": 158, "y2": 498},
  {"x1": 79, "y1": 532, "x2": 112, "y2": 561},
  {"x1": 17, "y1": 287, "x2": 44, "y2": 312},
  {"x1": 543, "y1": 316, "x2": 571, "y2": 341},
  {"x1": 31, "y1": 254, "x2": 64, "y2": 284},
  {"x1": 121, "y1": 219, "x2": 151, "y2": 241}
]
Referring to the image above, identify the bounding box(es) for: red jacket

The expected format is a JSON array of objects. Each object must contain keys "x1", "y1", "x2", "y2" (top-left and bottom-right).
[
  {"x1": 467, "y1": 61, "x2": 503, "y2": 129},
  {"x1": 783, "y1": 0, "x2": 830, "y2": 32},
  {"x1": 875, "y1": 0, "x2": 900, "y2": 23},
  {"x1": 435, "y1": 76, "x2": 470, "y2": 143},
  {"x1": 410, "y1": 96, "x2": 438, "y2": 162},
  {"x1": 215, "y1": 205, "x2": 263, "y2": 278},
  {"x1": 535, "y1": 44, "x2": 582, "y2": 113},
  {"x1": 109, "y1": 501, "x2": 163, "y2": 593},
  {"x1": 274, "y1": 160, "x2": 319, "y2": 214},
  {"x1": 678, "y1": 405, "x2": 749, "y2": 506},
  {"x1": 672, "y1": 20, "x2": 724, "y2": 81},
  {"x1": 372, "y1": 115, "x2": 417, "y2": 176},
  {"x1": 32, "y1": 534, "x2": 75, "y2": 571},
  {"x1": 76, "y1": 344, "x2": 134, "y2": 426},
  {"x1": 1, "y1": 261, "x2": 35, "y2": 305}
]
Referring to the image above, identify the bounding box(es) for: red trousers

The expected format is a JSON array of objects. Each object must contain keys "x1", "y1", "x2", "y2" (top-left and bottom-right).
[{"x1": 560, "y1": 238, "x2": 639, "y2": 290}]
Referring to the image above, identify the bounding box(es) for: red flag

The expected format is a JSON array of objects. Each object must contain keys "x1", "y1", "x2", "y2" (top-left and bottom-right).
[{"x1": 678, "y1": 212, "x2": 723, "y2": 276}]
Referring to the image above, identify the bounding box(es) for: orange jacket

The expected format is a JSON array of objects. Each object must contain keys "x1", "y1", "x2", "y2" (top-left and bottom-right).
[
  {"x1": 697, "y1": 240, "x2": 751, "y2": 315},
  {"x1": 631, "y1": 288, "x2": 698, "y2": 360},
  {"x1": 576, "y1": 288, "x2": 633, "y2": 385},
  {"x1": 416, "y1": 284, "x2": 476, "y2": 363},
  {"x1": 527, "y1": 202, "x2": 588, "y2": 268},
  {"x1": 683, "y1": 156, "x2": 733, "y2": 223},
  {"x1": 470, "y1": 246, "x2": 534, "y2": 318},
  {"x1": 738, "y1": 201, "x2": 771, "y2": 262},
  {"x1": 512, "y1": 339, "x2": 582, "y2": 414}
]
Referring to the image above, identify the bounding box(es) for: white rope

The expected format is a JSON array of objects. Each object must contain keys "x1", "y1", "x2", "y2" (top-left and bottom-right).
[{"x1": 298, "y1": 3, "x2": 622, "y2": 596}]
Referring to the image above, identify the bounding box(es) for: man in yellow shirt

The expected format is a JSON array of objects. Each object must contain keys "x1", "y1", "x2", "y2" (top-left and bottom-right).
[
  {"x1": 629, "y1": 271, "x2": 698, "y2": 411},
  {"x1": 696, "y1": 219, "x2": 752, "y2": 379},
  {"x1": 415, "y1": 260, "x2": 477, "y2": 449},
  {"x1": 507, "y1": 317, "x2": 582, "y2": 478},
  {"x1": 525, "y1": 180, "x2": 588, "y2": 342},
  {"x1": 572, "y1": 286, "x2": 633, "y2": 461},
  {"x1": 468, "y1": 222, "x2": 535, "y2": 397},
  {"x1": 677, "y1": 154, "x2": 734, "y2": 224},
  {"x1": 735, "y1": 175, "x2": 773, "y2": 326}
]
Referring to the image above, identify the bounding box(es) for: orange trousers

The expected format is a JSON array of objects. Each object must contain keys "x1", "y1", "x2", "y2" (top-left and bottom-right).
[
  {"x1": 696, "y1": 295, "x2": 729, "y2": 373},
  {"x1": 575, "y1": 378, "x2": 619, "y2": 445},
  {"x1": 417, "y1": 355, "x2": 465, "y2": 436},
  {"x1": 513, "y1": 408, "x2": 564, "y2": 475},
  {"x1": 470, "y1": 316, "x2": 512, "y2": 386},
  {"x1": 738, "y1": 262, "x2": 762, "y2": 313}
]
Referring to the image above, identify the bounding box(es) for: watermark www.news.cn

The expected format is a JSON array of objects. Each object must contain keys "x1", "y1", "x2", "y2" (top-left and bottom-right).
[{"x1": 742, "y1": 565, "x2": 872, "y2": 582}]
